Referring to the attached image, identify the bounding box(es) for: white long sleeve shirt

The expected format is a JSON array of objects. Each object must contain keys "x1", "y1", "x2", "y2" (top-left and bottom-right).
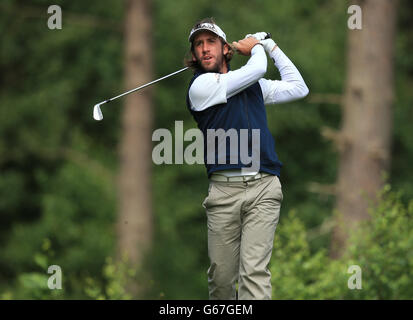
[
  {"x1": 189, "y1": 44, "x2": 309, "y2": 111},
  {"x1": 188, "y1": 44, "x2": 309, "y2": 176}
]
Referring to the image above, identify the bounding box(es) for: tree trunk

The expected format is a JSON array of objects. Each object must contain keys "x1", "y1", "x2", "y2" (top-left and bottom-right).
[
  {"x1": 330, "y1": 0, "x2": 398, "y2": 258},
  {"x1": 117, "y1": 0, "x2": 153, "y2": 296}
]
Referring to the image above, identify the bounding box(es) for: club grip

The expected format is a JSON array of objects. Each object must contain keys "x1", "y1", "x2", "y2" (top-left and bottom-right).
[{"x1": 231, "y1": 32, "x2": 272, "y2": 54}]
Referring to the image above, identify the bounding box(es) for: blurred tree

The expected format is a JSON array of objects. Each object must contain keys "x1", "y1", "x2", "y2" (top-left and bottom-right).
[
  {"x1": 331, "y1": 0, "x2": 398, "y2": 258},
  {"x1": 117, "y1": 0, "x2": 154, "y2": 297}
]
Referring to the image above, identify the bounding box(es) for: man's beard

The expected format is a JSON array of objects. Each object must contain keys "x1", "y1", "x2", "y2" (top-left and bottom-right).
[{"x1": 197, "y1": 51, "x2": 225, "y2": 73}]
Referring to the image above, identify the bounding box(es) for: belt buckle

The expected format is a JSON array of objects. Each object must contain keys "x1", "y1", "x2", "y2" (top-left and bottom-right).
[
  {"x1": 243, "y1": 174, "x2": 256, "y2": 182},
  {"x1": 243, "y1": 175, "x2": 252, "y2": 182}
]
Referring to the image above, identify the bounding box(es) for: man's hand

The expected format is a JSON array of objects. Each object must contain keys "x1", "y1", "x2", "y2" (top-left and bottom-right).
[
  {"x1": 245, "y1": 32, "x2": 277, "y2": 54},
  {"x1": 232, "y1": 37, "x2": 261, "y2": 56}
]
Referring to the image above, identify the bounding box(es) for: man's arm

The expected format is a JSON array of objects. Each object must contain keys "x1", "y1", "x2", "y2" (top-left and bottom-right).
[
  {"x1": 189, "y1": 43, "x2": 267, "y2": 112},
  {"x1": 259, "y1": 46, "x2": 309, "y2": 105}
]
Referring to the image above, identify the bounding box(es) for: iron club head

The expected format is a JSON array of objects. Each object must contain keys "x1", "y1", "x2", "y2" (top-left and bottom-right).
[{"x1": 93, "y1": 103, "x2": 103, "y2": 121}]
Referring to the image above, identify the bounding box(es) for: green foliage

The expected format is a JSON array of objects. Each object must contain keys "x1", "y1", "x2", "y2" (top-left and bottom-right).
[
  {"x1": 0, "y1": 0, "x2": 120, "y2": 298},
  {"x1": 3, "y1": 240, "x2": 63, "y2": 299},
  {"x1": 84, "y1": 257, "x2": 135, "y2": 300},
  {"x1": 271, "y1": 186, "x2": 413, "y2": 299},
  {"x1": 1, "y1": 159, "x2": 116, "y2": 298}
]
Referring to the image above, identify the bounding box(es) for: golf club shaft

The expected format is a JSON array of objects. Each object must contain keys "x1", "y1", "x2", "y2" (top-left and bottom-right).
[{"x1": 100, "y1": 67, "x2": 189, "y2": 105}]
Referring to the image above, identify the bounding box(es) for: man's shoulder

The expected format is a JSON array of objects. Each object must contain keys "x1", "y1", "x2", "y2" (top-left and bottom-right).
[
  {"x1": 188, "y1": 72, "x2": 228, "y2": 112},
  {"x1": 189, "y1": 72, "x2": 220, "y2": 89},
  {"x1": 188, "y1": 73, "x2": 224, "y2": 98}
]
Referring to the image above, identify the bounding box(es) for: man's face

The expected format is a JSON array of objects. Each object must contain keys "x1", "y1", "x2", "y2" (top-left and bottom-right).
[{"x1": 192, "y1": 31, "x2": 229, "y2": 73}]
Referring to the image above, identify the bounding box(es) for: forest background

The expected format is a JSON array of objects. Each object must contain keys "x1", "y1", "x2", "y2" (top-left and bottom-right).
[{"x1": 0, "y1": 0, "x2": 411, "y2": 299}]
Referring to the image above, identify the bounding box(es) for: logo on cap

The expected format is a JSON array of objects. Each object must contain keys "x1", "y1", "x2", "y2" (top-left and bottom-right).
[{"x1": 188, "y1": 23, "x2": 227, "y2": 43}]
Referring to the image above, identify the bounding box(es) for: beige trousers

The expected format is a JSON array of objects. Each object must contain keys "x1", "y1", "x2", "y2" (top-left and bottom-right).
[{"x1": 202, "y1": 174, "x2": 283, "y2": 300}]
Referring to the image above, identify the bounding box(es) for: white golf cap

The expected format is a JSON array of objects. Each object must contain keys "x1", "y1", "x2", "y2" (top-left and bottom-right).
[{"x1": 188, "y1": 22, "x2": 227, "y2": 43}]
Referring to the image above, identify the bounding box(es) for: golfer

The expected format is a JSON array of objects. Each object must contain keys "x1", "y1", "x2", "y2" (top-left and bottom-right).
[{"x1": 185, "y1": 18, "x2": 309, "y2": 300}]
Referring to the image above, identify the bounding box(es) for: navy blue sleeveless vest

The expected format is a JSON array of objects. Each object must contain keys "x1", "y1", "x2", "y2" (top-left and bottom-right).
[{"x1": 186, "y1": 70, "x2": 282, "y2": 178}]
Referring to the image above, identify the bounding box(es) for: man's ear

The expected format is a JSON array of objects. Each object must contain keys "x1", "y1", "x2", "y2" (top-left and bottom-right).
[
  {"x1": 223, "y1": 43, "x2": 229, "y2": 55},
  {"x1": 192, "y1": 52, "x2": 197, "y2": 62}
]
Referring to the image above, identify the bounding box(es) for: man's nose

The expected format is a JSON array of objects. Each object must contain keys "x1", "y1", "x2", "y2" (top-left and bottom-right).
[{"x1": 202, "y1": 43, "x2": 210, "y2": 53}]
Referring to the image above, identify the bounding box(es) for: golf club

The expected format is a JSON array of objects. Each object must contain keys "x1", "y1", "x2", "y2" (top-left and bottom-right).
[
  {"x1": 93, "y1": 67, "x2": 189, "y2": 121},
  {"x1": 93, "y1": 33, "x2": 271, "y2": 121}
]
